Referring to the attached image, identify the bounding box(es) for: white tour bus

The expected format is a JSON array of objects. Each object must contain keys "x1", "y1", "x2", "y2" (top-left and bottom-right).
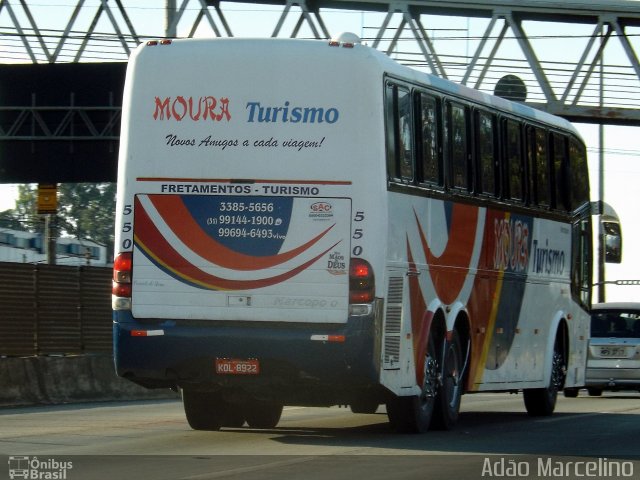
[{"x1": 113, "y1": 34, "x2": 593, "y2": 432}]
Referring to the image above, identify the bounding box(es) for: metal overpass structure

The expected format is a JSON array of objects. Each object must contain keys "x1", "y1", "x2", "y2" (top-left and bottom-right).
[{"x1": 0, "y1": 0, "x2": 639, "y2": 182}]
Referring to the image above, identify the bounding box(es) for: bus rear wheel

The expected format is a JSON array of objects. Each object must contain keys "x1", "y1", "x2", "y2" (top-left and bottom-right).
[
  {"x1": 182, "y1": 389, "x2": 244, "y2": 430},
  {"x1": 386, "y1": 334, "x2": 439, "y2": 433},
  {"x1": 244, "y1": 400, "x2": 283, "y2": 429},
  {"x1": 431, "y1": 330, "x2": 463, "y2": 430}
]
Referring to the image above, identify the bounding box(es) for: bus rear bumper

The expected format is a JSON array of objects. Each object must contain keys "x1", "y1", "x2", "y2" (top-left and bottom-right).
[{"x1": 113, "y1": 305, "x2": 383, "y2": 406}]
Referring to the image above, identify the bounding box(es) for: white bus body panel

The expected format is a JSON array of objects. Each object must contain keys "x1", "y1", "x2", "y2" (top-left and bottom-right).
[
  {"x1": 116, "y1": 38, "x2": 390, "y2": 324},
  {"x1": 379, "y1": 192, "x2": 588, "y2": 393}
]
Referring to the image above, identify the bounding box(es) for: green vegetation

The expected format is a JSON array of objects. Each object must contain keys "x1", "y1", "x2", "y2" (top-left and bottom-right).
[{"x1": 0, "y1": 183, "x2": 116, "y2": 259}]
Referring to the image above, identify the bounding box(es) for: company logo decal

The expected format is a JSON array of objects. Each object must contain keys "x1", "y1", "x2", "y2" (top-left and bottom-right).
[
  {"x1": 153, "y1": 96, "x2": 231, "y2": 122},
  {"x1": 532, "y1": 238, "x2": 566, "y2": 275},
  {"x1": 246, "y1": 101, "x2": 339, "y2": 124},
  {"x1": 326, "y1": 250, "x2": 346, "y2": 274},
  {"x1": 493, "y1": 217, "x2": 529, "y2": 273},
  {"x1": 311, "y1": 202, "x2": 332, "y2": 213},
  {"x1": 309, "y1": 202, "x2": 333, "y2": 220}
]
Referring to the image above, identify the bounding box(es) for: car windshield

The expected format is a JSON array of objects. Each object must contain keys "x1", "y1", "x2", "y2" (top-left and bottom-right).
[{"x1": 591, "y1": 310, "x2": 640, "y2": 338}]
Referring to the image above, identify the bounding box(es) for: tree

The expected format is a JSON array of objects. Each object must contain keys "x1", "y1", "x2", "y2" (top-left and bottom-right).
[
  {"x1": 0, "y1": 184, "x2": 38, "y2": 231},
  {"x1": 57, "y1": 183, "x2": 116, "y2": 259},
  {"x1": 8, "y1": 183, "x2": 116, "y2": 260}
]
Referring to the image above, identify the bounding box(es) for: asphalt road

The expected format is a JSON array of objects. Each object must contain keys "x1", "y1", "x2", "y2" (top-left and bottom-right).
[{"x1": 1, "y1": 391, "x2": 639, "y2": 480}]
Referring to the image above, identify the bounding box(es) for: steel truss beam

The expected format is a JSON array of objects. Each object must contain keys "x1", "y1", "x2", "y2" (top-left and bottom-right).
[
  {"x1": 0, "y1": 103, "x2": 121, "y2": 141},
  {"x1": 0, "y1": 0, "x2": 639, "y2": 129}
]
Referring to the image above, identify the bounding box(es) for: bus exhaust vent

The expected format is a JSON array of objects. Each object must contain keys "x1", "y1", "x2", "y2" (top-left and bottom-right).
[{"x1": 383, "y1": 276, "x2": 403, "y2": 368}]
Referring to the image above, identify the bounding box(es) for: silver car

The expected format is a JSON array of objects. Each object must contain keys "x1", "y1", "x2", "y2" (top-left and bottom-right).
[{"x1": 585, "y1": 302, "x2": 640, "y2": 396}]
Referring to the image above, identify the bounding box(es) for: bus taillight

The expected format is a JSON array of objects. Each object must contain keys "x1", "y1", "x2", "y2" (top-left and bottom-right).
[
  {"x1": 112, "y1": 252, "x2": 132, "y2": 310},
  {"x1": 349, "y1": 258, "x2": 375, "y2": 304}
]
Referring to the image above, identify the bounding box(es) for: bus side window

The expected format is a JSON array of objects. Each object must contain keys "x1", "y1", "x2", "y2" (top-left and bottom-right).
[
  {"x1": 552, "y1": 133, "x2": 570, "y2": 211},
  {"x1": 505, "y1": 119, "x2": 524, "y2": 202},
  {"x1": 446, "y1": 101, "x2": 469, "y2": 191},
  {"x1": 476, "y1": 110, "x2": 497, "y2": 196},
  {"x1": 536, "y1": 128, "x2": 551, "y2": 207},
  {"x1": 397, "y1": 87, "x2": 414, "y2": 181},
  {"x1": 384, "y1": 82, "x2": 414, "y2": 182},
  {"x1": 526, "y1": 127, "x2": 535, "y2": 205},
  {"x1": 569, "y1": 138, "x2": 589, "y2": 210},
  {"x1": 526, "y1": 126, "x2": 551, "y2": 207},
  {"x1": 417, "y1": 92, "x2": 441, "y2": 186},
  {"x1": 385, "y1": 83, "x2": 397, "y2": 179}
]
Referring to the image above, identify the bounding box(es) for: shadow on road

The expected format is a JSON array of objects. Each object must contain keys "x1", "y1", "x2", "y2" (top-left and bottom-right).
[{"x1": 224, "y1": 405, "x2": 640, "y2": 459}]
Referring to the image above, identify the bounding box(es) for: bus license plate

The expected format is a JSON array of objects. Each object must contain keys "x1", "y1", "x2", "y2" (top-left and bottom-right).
[{"x1": 215, "y1": 358, "x2": 260, "y2": 375}]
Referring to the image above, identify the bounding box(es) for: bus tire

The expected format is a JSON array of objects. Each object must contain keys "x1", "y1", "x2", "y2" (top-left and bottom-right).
[
  {"x1": 563, "y1": 388, "x2": 579, "y2": 398},
  {"x1": 386, "y1": 333, "x2": 439, "y2": 433},
  {"x1": 182, "y1": 389, "x2": 225, "y2": 431},
  {"x1": 431, "y1": 329, "x2": 463, "y2": 430},
  {"x1": 223, "y1": 404, "x2": 246, "y2": 428},
  {"x1": 244, "y1": 401, "x2": 283, "y2": 429},
  {"x1": 587, "y1": 388, "x2": 603, "y2": 397},
  {"x1": 524, "y1": 340, "x2": 565, "y2": 416},
  {"x1": 350, "y1": 398, "x2": 380, "y2": 414}
]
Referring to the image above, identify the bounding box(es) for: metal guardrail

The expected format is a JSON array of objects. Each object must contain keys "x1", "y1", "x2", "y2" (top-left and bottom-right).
[
  {"x1": 0, "y1": 261, "x2": 636, "y2": 357},
  {"x1": 594, "y1": 279, "x2": 640, "y2": 286},
  {"x1": 0, "y1": 263, "x2": 112, "y2": 356}
]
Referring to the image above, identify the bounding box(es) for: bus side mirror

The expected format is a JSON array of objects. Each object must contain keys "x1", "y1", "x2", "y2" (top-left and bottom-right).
[{"x1": 603, "y1": 221, "x2": 622, "y2": 264}]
